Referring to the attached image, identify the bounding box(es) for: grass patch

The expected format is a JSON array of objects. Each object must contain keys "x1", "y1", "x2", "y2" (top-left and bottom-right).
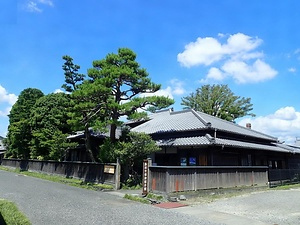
[
  {"x1": 123, "y1": 193, "x2": 165, "y2": 204},
  {"x1": 120, "y1": 183, "x2": 142, "y2": 190},
  {"x1": 0, "y1": 166, "x2": 114, "y2": 191},
  {"x1": 0, "y1": 199, "x2": 31, "y2": 225},
  {"x1": 124, "y1": 194, "x2": 150, "y2": 204},
  {"x1": 271, "y1": 183, "x2": 300, "y2": 190},
  {"x1": 146, "y1": 193, "x2": 164, "y2": 201}
]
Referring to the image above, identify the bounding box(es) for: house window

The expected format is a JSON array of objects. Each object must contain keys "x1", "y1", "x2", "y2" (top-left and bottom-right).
[
  {"x1": 180, "y1": 157, "x2": 187, "y2": 166},
  {"x1": 189, "y1": 157, "x2": 196, "y2": 166}
]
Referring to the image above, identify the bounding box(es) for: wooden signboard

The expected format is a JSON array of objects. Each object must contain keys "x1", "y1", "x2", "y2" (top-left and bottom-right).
[
  {"x1": 142, "y1": 160, "x2": 149, "y2": 195},
  {"x1": 104, "y1": 165, "x2": 115, "y2": 174}
]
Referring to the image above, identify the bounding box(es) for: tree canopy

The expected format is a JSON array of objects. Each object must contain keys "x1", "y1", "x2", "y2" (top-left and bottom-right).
[
  {"x1": 87, "y1": 48, "x2": 174, "y2": 142},
  {"x1": 181, "y1": 84, "x2": 255, "y2": 121},
  {"x1": 5, "y1": 48, "x2": 172, "y2": 168},
  {"x1": 62, "y1": 48, "x2": 174, "y2": 146},
  {"x1": 6, "y1": 88, "x2": 44, "y2": 158},
  {"x1": 30, "y1": 93, "x2": 76, "y2": 160}
]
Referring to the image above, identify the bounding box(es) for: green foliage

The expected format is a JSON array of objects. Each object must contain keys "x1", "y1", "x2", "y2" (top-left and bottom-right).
[
  {"x1": 117, "y1": 132, "x2": 160, "y2": 164},
  {"x1": 99, "y1": 131, "x2": 159, "y2": 184},
  {"x1": 61, "y1": 55, "x2": 85, "y2": 92},
  {"x1": 146, "y1": 193, "x2": 164, "y2": 201},
  {"x1": 99, "y1": 131, "x2": 160, "y2": 164},
  {"x1": 29, "y1": 93, "x2": 76, "y2": 160},
  {"x1": 62, "y1": 48, "x2": 173, "y2": 162},
  {"x1": 6, "y1": 88, "x2": 44, "y2": 159},
  {"x1": 181, "y1": 84, "x2": 255, "y2": 121},
  {"x1": 0, "y1": 199, "x2": 31, "y2": 225},
  {"x1": 62, "y1": 56, "x2": 112, "y2": 162},
  {"x1": 124, "y1": 194, "x2": 150, "y2": 204},
  {"x1": 121, "y1": 181, "x2": 142, "y2": 190},
  {"x1": 87, "y1": 48, "x2": 174, "y2": 141},
  {"x1": 0, "y1": 166, "x2": 114, "y2": 191},
  {"x1": 8, "y1": 88, "x2": 44, "y2": 124}
]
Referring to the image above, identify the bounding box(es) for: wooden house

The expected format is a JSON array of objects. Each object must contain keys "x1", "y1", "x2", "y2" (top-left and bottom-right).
[{"x1": 131, "y1": 108, "x2": 300, "y2": 169}]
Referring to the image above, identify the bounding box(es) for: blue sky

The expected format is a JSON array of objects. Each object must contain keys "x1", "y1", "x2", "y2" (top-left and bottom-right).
[{"x1": 1, "y1": 0, "x2": 300, "y2": 144}]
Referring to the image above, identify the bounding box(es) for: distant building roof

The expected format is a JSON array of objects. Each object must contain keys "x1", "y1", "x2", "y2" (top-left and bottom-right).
[{"x1": 67, "y1": 127, "x2": 122, "y2": 140}]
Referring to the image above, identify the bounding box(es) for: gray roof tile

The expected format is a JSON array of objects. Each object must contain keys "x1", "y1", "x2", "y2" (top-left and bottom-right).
[
  {"x1": 157, "y1": 136, "x2": 210, "y2": 147},
  {"x1": 132, "y1": 109, "x2": 277, "y2": 141}
]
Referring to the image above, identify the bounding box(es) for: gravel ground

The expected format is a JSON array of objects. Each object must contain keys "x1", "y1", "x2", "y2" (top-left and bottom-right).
[{"x1": 173, "y1": 188, "x2": 300, "y2": 225}]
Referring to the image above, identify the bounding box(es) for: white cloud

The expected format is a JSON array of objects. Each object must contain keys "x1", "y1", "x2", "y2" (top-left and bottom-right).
[
  {"x1": 222, "y1": 59, "x2": 277, "y2": 84},
  {"x1": 22, "y1": 0, "x2": 54, "y2": 13},
  {"x1": 178, "y1": 33, "x2": 277, "y2": 84},
  {"x1": 177, "y1": 37, "x2": 224, "y2": 67},
  {"x1": 0, "y1": 85, "x2": 17, "y2": 117},
  {"x1": 288, "y1": 67, "x2": 296, "y2": 73},
  {"x1": 38, "y1": 0, "x2": 54, "y2": 7},
  {"x1": 140, "y1": 80, "x2": 186, "y2": 99},
  {"x1": 169, "y1": 79, "x2": 185, "y2": 95},
  {"x1": 0, "y1": 107, "x2": 12, "y2": 117},
  {"x1": 224, "y1": 33, "x2": 262, "y2": 54},
  {"x1": 238, "y1": 106, "x2": 300, "y2": 144},
  {"x1": 0, "y1": 85, "x2": 17, "y2": 106},
  {"x1": 140, "y1": 87, "x2": 174, "y2": 99},
  {"x1": 26, "y1": 1, "x2": 42, "y2": 12},
  {"x1": 53, "y1": 89, "x2": 64, "y2": 94},
  {"x1": 200, "y1": 67, "x2": 225, "y2": 83}
]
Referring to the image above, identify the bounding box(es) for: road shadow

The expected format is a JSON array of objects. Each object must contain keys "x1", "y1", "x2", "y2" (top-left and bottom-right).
[{"x1": 0, "y1": 213, "x2": 6, "y2": 225}]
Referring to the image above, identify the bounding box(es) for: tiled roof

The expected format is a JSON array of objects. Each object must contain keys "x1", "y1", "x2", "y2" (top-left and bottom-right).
[
  {"x1": 132, "y1": 109, "x2": 277, "y2": 141},
  {"x1": 214, "y1": 138, "x2": 292, "y2": 153},
  {"x1": 157, "y1": 136, "x2": 211, "y2": 147},
  {"x1": 156, "y1": 135, "x2": 299, "y2": 154},
  {"x1": 132, "y1": 109, "x2": 207, "y2": 134},
  {"x1": 67, "y1": 127, "x2": 122, "y2": 139}
]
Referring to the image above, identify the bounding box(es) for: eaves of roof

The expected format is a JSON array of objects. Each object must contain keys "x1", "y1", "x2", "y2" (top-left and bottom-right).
[{"x1": 156, "y1": 134, "x2": 297, "y2": 154}]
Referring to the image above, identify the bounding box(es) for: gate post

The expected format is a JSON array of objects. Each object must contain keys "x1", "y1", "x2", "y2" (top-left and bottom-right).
[
  {"x1": 142, "y1": 158, "x2": 152, "y2": 196},
  {"x1": 115, "y1": 158, "x2": 121, "y2": 190}
]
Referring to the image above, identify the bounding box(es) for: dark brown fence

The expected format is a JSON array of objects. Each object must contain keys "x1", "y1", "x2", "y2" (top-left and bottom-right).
[
  {"x1": 269, "y1": 169, "x2": 300, "y2": 185},
  {"x1": 1, "y1": 158, "x2": 120, "y2": 189},
  {"x1": 149, "y1": 166, "x2": 268, "y2": 193}
]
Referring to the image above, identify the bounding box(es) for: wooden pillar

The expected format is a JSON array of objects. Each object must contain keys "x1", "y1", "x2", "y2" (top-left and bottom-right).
[
  {"x1": 142, "y1": 158, "x2": 152, "y2": 195},
  {"x1": 114, "y1": 158, "x2": 121, "y2": 190}
]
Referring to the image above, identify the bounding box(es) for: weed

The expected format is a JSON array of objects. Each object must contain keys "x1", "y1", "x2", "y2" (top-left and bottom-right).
[
  {"x1": 0, "y1": 199, "x2": 31, "y2": 225},
  {"x1": 124, "y1": 194, "x2": 150, "y2": 204},
  {"x1": 0, "y1": 166, "x2": 114, "y2": 191}
]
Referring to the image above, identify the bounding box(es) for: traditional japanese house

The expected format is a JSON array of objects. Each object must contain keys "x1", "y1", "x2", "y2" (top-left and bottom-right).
[{"x1": 131, "y1": 108, "x2": 300, "y2": 169}]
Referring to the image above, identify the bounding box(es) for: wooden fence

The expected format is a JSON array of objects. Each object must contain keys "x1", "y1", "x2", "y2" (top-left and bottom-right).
[
  {"x1": 269, "y1": 169, "x2": 300, "y2": 185},
  {"x1": 149, "y1": 165, "x2": 268, "y2": 193},
  {"x1": 1, "y1": 158, "x2": 121, "y2": 189}
]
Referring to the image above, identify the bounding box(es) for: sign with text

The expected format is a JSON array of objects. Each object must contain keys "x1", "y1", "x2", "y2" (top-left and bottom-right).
[
  {"x1": 142, "y1": 160, "x2": 149, "y2": 195},
  {"x1": 104, "y1": 165, "x2": 115, "y2": 174}
]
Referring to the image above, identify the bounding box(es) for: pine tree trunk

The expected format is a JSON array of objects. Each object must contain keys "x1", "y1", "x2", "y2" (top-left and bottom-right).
[
  {"x1": 110, "y1": 123, "x2": 117, "y2": 143},
  {"x1": 85, "y1": 125, "x2": 96, "y2": 162}
]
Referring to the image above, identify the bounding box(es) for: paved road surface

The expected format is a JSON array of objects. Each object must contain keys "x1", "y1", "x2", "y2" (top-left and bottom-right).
[{"x1": 0, "y1": 170, "x2": 210, "y2": 225}]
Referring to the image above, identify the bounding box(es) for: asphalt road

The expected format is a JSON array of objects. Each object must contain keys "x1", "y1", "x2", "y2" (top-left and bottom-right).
[
  {"x1": 0, "y1": 170, "x2": 210, "y2": 225},
  {"x1": 1, "y1": 169, "x2": 300, "y2": 225}
]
